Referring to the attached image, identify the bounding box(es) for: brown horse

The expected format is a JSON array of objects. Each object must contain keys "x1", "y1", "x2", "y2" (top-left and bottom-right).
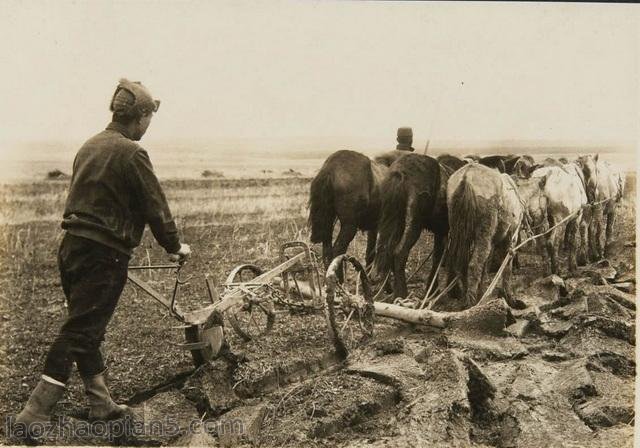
[
  {"x1": 372, "y1": 154, "x2": 450, "y2": 299},
  {"x1": 436, "y1": 154, "x2": 469, "y2": 173},
  {"x1": 471, "y1": 154, "x2": 535, "y2": 178},
  {"x1": 478, "y1": 154, "x2": 512, "y2": 172},
  {"x1": 308, "y1": 149, "x2": 406, "y2": 269}
]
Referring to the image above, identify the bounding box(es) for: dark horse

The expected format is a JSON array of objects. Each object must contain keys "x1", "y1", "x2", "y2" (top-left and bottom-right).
[
  {"x1": 468, "y1": 154, "x2": 534, "y2": 178},
  {"x1": 308, "y1": 149, "x2": 406, "y2": 269},
  {"x1": 436, "y1": 154, "x2": 469, "y2": 173},
  {"x1": 372, "y1": 154, "x2": 450, "y2": 299}
]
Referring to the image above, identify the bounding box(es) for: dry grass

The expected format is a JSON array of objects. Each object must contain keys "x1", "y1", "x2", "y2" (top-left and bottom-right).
[
  {"x1": 168, "y1": 181, "x2": 310, "y2": 225},
  {"x1": 0, "y1": 177, "x2": 311, "y2": 225},
  {"x1": 0, "y1": 170, "x2": 635, "y2": 446}
]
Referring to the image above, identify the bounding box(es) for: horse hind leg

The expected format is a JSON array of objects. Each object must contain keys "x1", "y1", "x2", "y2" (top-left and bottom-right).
[
  {"x1": 590, "y1": 207, "x2": 604, "y2": 261},
  {"x1": 392, "y1": 228, "x2": 422, "y2": 299},
  {"x1": 317, "y1": 211, "x2": 335, "y2": 270},
  {"x1": 365, "y1": 228, "x2": 392, "y2": 293},
  {"x1": 596, "y1": 209, "x2": 606, "y2": 259},
  {"x1": 604, "y1": 208, "x2": 616, "y2": 258},
  {"x1": 392, "y1": 202, "x2": 423, "y2": 299},
  {"x1": 365, "y1": 228, "x2": 377, "y2": 269},
  {"x1": 500, "y1": 249, "x2": 526, "y2": 309},
  {"x1": 466, "y1": 214, "x2": 496, "y2": 308},
  {"x1": 322, "y1": 239, "x2": 333, "y2": 270},
  {"x1": 512, "y1": 230, "x2": 523, "y2": 271},
  {"x1": 332, "y1": 221, "x2": 358, "y2": 282},
  {"x1": 545, "y1": 216, "x2": 559, "y2": 275},
  {"x1": 447, "y1": 268, "x2": 463, "y2": 301},
  {"x1": 479, "y1": 255, "x2": 489, "y2": 298},
  {"x1": 565, "y1": 218, "x2": 579, "y2": 274},
  {"x1": 332, "y1": 221, "x2": 358, "y2": 257},
  {"x1": 512, "y1": 253, "x2": 520, "y2": 271},
  {"x1": 425, "y1": 233, "x2": 445, "y2": 295},
  {"x1": 561, "y1": 224, "x2": 572, "y2": 252},
  {"x1": 577, "y1": 217, "x2": 588, "y2": 266}
]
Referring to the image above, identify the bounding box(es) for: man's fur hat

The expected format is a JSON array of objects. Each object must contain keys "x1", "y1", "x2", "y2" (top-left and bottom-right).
[{"x1": 110, "y1": 79, "x2": 160, "y2": 116}]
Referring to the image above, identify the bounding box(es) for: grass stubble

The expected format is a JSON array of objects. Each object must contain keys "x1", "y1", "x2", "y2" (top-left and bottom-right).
[{"x1": 0, "y1": 169, "x2": 635, "y2": 445}]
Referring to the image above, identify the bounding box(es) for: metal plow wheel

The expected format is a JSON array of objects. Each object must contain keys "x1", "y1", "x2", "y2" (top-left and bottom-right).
[
  {"x1": 183, "y1": 320, "x2": 225, "y2": 367},
  {"x1": 325, "y1": 254, "x2": 374, "y2": 359},
  {"x1": 225, "y1": 264, "x2": 275, "y2": 342}
]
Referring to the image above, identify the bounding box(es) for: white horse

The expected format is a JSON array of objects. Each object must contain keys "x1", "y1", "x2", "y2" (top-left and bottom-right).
[
  {"x1": 447, "y1": 163, "x2": 544, "y2": 309},
  {"x1": 576, "y1": 155, "x2": 625, "y2": 260},
  {"x1": 516, "y1": 162, "x2": 588, "y2": 274}
]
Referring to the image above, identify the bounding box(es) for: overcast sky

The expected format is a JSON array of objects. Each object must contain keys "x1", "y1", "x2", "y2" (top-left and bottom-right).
[{"x1": 0, "y1": 1, "x2": 638, "y2": 152}]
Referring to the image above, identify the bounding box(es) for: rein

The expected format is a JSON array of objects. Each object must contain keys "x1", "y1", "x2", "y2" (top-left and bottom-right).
[
  {"x1": 478, "y1": 156, "x2": 614, "y2": 305},
  {"x1": 580, "y1": 156, "x2": 601, "y2": 205},
  {"x1": 573, "y1": 163, "x2": 589, "y2": 199},
  {"x1": 437, "y1": 161, "x2": 455, "y2": 178},
  {"x1": 506, "y1": 177, "x2": 536, "y2": 237},
  {"x1": 567, "y1": 162, "x2": 611, "y2": 211},
  {"x1": 590, "y1": 157, "x2": 600, "y2": 204}
]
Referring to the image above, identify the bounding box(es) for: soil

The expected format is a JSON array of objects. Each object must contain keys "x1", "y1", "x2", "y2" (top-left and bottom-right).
[{"x1": 0, "y1": 176, "x2": 635, "y2": 447}]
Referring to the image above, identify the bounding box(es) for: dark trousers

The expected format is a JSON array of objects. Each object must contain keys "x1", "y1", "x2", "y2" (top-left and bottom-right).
[{"x1": 43, "y1": 233, "x2": 129, "y2": 383}]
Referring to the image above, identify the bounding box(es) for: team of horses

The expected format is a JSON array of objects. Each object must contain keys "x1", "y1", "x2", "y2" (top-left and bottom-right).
[{"x1": 309, "y1": 150, "x2": 625, "y2": 310}]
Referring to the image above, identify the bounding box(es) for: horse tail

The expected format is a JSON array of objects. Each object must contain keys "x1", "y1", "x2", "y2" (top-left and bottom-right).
[
  {"x1": 448, "y1": 172, "x2": 478, "y2": 278},
  {"x1": 373, "y1": 171, "x2": 408, "y2": 275},
  {"x1": 308, "y1": 168, "x2": 335, "y2": 244}
]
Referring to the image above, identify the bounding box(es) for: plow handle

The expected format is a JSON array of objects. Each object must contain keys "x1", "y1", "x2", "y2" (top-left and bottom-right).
[{"x1": 126, "y1": 262, "x2": 188, "y2": 321}]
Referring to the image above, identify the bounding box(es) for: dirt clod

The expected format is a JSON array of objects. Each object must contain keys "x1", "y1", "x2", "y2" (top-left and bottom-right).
[
  {"x1": 0, "y1": 176, "x2": 635, "y2": 447},
  {"x1": 181, "y1": 360, "x2": 240, "y2": 416},
  {"x1": 218, "y1": 403, "x2": 267, "y2": 446}
]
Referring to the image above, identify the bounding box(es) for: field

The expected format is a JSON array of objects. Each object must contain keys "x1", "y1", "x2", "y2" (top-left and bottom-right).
[{"x1": 0, "y1": 168, "x2": 635, "y2": 446}]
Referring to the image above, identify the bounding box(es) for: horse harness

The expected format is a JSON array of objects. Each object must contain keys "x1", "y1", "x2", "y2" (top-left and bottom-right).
[
  {"x1": 571, "y1": 161, "x2": 608, "y2": 210},
  {"x1": 501, "y1": 175, "x2": 537, "y2": 239}
]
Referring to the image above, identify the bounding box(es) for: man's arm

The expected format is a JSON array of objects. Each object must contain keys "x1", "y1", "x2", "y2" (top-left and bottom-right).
[{"x1": 126, "y1": 149, "x2": 182, "y2": 254}]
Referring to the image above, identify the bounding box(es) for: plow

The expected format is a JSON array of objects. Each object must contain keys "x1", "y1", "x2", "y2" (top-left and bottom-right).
[
  {"x1": 127, "y1": 240, "x2": 515, "y2": 366},
  {"x1": 126, "y1": 241, "x2": 325, "y2": 366}
]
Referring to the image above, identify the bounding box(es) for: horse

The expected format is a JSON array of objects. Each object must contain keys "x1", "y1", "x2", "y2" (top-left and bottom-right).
[
  {"x1": 531, "y1": 157, "x2": 590, "y2": 254},
  {"x1": 509, "y1": 155, "x2": 535, "y2": 178},
  {"x1": 476, "y1": 154, "x2": 535, "y2": 178},
  {"x1": 478, "y1": 155, "x2": 512, "y2": 173},
  {"x1": 447, "y1": 163, "x2": 545, "y2": 309},
  {"x1": 308, "y1": 149, "x2": 406, "y2": 269},
  {"x1": 534, "y1": 157, "x2": 566, "y2": 170},
  {"x1": 371, "y1": 153, "x2": 449, "y2": 299},
  {"x1": 459, "y1": 154, "x2": 533, "y2": 271},
  {"x1": 575, "y1": 154, "x2": 625, "y2": 260},
  {"x1": 436, "y1": 154, "x2": 469, "y2": 173},
  {"x1": 515, "y1": 162, "x2": 589, "y2": 274}
]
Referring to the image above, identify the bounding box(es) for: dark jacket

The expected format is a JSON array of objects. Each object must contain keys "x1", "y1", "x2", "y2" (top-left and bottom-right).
[
  {"x1": 61, "y1": 122, "x2": 181, "y2": 256},
  {"x1": 396, "y1": 143, "x2": 415, "y2": 152}
]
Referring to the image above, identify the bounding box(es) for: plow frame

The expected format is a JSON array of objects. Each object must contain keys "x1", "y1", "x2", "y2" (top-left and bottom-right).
[{"x1": 126, "y1": 241, "x2": 325, "y2": 367}]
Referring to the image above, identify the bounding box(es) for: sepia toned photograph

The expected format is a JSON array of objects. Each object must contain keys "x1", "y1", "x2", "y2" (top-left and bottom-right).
[{"x1": 0, "y1": 1, "x2": 637, "y2": 446}]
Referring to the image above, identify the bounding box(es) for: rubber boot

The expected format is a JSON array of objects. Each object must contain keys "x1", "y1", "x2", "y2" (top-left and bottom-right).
[
  {"x1": 12, "y1": 376, "x2": 65, "y2": 443},
  {"x1": 81, "y1": 372, "x2": 129, "y2": 421}
]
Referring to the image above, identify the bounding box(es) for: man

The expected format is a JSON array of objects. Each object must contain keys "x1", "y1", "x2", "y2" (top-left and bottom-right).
[
  {"x1": 14, "y1": 79, "x2": 191, "y2": 440},
  {"x1": 396, "y1": 127, "x2": 415, "y2": 152}
]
